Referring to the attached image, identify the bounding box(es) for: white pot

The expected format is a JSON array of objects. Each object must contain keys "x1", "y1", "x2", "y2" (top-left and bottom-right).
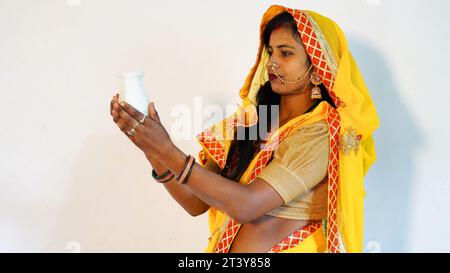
[{"x1": 117, "y1": 72, "x2": 150, "y2": 116}]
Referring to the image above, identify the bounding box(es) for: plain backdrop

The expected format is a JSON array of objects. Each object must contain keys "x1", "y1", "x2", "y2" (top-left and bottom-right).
[{"x1": 1, "y1": 0, "x2": 449, "y2": 252}]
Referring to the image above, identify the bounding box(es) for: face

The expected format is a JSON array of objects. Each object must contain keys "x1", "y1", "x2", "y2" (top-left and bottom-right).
[{"x1": 266, "y1": 26, "x2": 311, "y2": 95}]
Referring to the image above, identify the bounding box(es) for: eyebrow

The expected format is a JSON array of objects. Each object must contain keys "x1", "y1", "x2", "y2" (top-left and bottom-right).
[{"x1": 268, "y1": 44, "x2": 296, "y2": 50}]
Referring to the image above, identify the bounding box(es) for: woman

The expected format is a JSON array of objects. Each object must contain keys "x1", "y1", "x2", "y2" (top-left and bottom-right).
[{"x1": 110, "y1": 5, "x2": 379, "y2": 253}]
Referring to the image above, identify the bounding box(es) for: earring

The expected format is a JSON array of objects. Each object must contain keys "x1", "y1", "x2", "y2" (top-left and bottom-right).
[{"x1": 310, "y1": 70, "x2": 322, "y2": 100}]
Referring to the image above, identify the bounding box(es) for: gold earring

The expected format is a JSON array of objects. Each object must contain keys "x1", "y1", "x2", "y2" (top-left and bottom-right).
[{"x1": 310, "y1": 70, "x2": 322, "y2": 100}]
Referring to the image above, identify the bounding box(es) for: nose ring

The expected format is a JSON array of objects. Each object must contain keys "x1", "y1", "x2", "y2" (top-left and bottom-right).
[{"x1": 270, "y1": 61, "x2": 279, "y2": 70}]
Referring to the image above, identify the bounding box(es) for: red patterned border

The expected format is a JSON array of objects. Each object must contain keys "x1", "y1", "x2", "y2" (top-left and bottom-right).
[
  {"x1": 214, "y1": 104, "x2": 341, "y2": 253},
  {"x1": 196, "y1": 130, "x2": 227, "y2": 169},
  {"x1": 285, "y1": 8, "x2": 342, "y2": 108},
  {"x1": 212, "y1": 8, "x2": 344, "y2": 253},
  {"x1": 216, "y1": 219, "x2": 322, "y2": 253},
  {"x1": 326, "y1": 106, "x2": 341, "y2": 253},
  {"x1": 285, "y1": 8, "x2": 342, "y2": 253},
  {"x1": 268, "y1": 221, "x2": 322, "y2": 253}
]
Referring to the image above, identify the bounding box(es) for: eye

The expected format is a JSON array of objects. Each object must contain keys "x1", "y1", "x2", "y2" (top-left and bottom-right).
[{"x1": 267, "y1": 50, "x2": 292, "y2": 57}]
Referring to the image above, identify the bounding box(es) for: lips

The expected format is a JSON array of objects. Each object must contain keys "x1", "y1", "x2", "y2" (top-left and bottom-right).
[{"x1": 269, "y1": 74, "x2": 278, "y2": 81}]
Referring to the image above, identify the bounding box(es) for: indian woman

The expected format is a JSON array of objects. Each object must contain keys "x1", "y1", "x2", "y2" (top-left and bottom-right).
[{"x1": 109, "y1": 5, "x2": 379, "y2": 253}]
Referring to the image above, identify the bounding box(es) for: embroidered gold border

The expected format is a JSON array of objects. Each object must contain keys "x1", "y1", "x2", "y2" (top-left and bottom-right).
[{"x1": 303, "y1": 11, "x2": 338, "y2": 76}]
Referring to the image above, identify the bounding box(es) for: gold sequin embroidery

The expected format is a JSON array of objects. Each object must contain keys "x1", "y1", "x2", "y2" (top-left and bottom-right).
[{"x1": 339, "y1": 127, "x2": 363, "y2": 155}]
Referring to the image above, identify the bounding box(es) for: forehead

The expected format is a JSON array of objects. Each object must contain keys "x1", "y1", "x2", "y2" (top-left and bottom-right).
[{"x1": 268, "y1": 27, "x2": 304, "y2": 50}]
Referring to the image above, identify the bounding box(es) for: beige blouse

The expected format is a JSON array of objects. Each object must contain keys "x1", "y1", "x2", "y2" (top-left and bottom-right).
[
  {"x1": 257, "y1": 119, "x2": 329, "y2": 220},
  {"x1": 203, "y1": 119, "x2": 329, "y2": 221}
]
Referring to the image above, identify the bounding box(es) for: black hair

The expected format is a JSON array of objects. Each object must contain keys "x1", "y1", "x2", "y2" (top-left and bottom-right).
[{"x1": 219, "y1": 11, "x2": 336, "y2": 182}]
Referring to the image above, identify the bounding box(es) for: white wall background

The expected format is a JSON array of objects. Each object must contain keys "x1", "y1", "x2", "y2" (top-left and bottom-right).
[{"x1": 1, "y1": 0, "x2": 449, "y2": 253}]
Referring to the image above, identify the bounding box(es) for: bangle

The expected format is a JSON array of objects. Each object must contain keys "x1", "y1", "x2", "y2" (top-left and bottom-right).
[
  {"x1": 176, "y1": 155, "x2": 196, "y2": 185},
  {"x1": 176, "y1": 155, "x2": 191, "y2": 180},
  {"x1": 152, "y1": 169, "x2": 174, "y2": 183}
]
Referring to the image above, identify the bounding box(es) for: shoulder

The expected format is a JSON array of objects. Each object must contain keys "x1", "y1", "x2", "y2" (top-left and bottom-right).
[
  {"x1": 257, "y1": 119, "x2": 330, "y2": 204},
  {"x1": 291, "y1": 119, "x2": 328, "y2": 139},
  {"x1": 275, "y1": 119, "x2": 329, "y2": 155}
]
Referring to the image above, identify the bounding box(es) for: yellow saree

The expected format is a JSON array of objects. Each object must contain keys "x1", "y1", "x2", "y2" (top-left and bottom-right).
[{"x1": 196, "y1": 5, "x2": 379, "y2": 253}]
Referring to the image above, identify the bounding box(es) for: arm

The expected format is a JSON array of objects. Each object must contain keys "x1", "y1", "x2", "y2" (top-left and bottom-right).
[
  {"x1": 158, "y1": 145, "x2": 284, "y2": 224},
  {"x1": 146, "y1": 154, "x2": 211, "y2": 217},
  {"x1": 112, "y1": 99, "x2": 283, "y2": 223}
]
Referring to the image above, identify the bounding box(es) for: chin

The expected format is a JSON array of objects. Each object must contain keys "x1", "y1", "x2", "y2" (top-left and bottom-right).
[
  {"x1": 270, "y1": 83, "x2": 294, "y2": 95},
  {"x1": 270, "y1": 82, "x2": 282, "y2": 94}
]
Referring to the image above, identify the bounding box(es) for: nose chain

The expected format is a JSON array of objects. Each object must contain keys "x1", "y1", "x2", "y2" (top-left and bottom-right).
[{"x1": 270, "y1": 61, "x2": 313, "y2": 85}]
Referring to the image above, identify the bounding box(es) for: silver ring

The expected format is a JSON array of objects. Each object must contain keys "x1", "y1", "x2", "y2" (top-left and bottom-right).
[
  {"x1": 127, "y1": 121, "x2": 140, "y2": 135},
  {"x1": 138, "y1": 115, "x2": 146, "y2": 124}
]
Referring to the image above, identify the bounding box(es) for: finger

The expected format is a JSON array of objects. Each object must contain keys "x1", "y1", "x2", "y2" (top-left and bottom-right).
[
  {"x1": 116, "y1": 106, "x2": 133, "y2": 131},
  {"x1": 110, "y1": 93, "x2": 120, "y2": 116},
  {"x1": 110, "y1": 97, "x2": 115, "y2": 116},
  {"x1": 148, "y1": 102, "x2": 161, "y2": 124},
  {"x1": 116, "y1": 117, "x2": 138, "y2": 143},
  {"x1": 120, "y1": 101, "x2": 151, "y2": 125},
  {"x1": 111, "y1": 96, "x2": 141, "y2": 142},
  {"x1": 111, "y1": 100, "x2": 120, "y2": 121},
  {"x1": 116, "y1": 105, "x2": 143, "y2": 133},
  {"x1": 112, "y1": 107, "x2": 120, "y2": 123}
]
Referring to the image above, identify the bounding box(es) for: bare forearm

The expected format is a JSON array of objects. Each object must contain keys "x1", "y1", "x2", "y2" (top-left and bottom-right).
[
  {"x1": 146, "y1": 155, "x2": 209, "y2": 216},
  {"x1": 159, "y1": 145, "x2": 250, "y2": 221}
]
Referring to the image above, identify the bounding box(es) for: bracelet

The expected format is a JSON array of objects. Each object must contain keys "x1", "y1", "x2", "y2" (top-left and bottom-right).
[
  {"x1": 176, "y1": 155, "x2": 191, "y2": 180},
  {"x1": 176, "y1": 155, "x2": 196, "y2": 185},
  {"x1": 152, "y1": 169, "x2": 174, "y2": 183}
]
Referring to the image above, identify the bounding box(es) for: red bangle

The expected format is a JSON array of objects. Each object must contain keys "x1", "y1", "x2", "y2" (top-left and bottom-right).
[{"x1": 176, "y1": 155, "x2": 196, "y2": 185}]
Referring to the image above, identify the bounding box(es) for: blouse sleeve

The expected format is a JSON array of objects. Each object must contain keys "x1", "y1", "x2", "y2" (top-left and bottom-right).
[{"x1": 256, "y1": 120, "x2": 329, "y2": 204}]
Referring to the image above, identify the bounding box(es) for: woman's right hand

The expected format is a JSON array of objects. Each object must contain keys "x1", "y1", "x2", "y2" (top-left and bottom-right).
[{"x1": 110, "y1": 93, "x2": 166, "y2": 171}]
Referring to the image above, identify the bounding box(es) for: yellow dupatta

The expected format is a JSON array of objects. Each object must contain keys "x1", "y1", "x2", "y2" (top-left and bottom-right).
[{"x1": 196, "y1": 5, "x2": 379, "y2": 253}]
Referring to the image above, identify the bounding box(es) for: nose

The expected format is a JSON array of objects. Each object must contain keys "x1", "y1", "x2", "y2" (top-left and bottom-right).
[
  {"x1": 266, "y1": 54, "x2": 274, "y2": 70},
  {"x1": 267, "y1": 59, "x2": 279, "y2": 72}
]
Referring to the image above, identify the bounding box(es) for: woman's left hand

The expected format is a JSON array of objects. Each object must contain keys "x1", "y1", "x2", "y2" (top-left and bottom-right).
[{"x1": 111, "y1": 95, "x2": 174, "y2": 159}]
